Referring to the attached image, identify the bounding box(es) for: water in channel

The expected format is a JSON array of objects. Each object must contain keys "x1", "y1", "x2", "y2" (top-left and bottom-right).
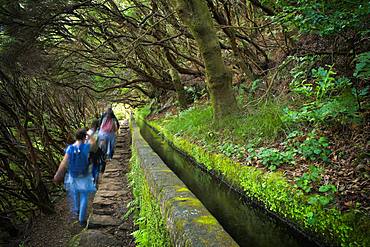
[{"x1": 137, "y1": 119, "x2": 320, "y2": 247}]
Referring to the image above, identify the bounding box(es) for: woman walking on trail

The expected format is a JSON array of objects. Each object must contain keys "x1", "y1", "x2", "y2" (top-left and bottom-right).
[
  {"x1": 53, "y1": 128, "x2": 96, "y2": 226},
  {"x1": 98, "y1": 107, "x2": 119, "y2": 161},
  {"x1": 87, "y1": 119, "x2": 105, "y2": 185}
]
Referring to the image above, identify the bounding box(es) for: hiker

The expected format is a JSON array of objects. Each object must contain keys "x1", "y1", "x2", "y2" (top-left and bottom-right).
[
  {"x1": 98, "y1": 107, "x2": 119, "y2": 161},
  {"x1": 53, "y1": 128, "x2": 96, "y2": 226},
  {"x1": 87, "y1": 119, "x2": 105, "y2": 185}
]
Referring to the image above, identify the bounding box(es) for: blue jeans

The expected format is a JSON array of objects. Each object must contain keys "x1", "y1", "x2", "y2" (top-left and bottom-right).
[
  {"x1": 69, "y1": 191, "x2": 89, "y2": 224},
  {"x1": 98, "y1": 132, "x2": 116, "y2": 159}
]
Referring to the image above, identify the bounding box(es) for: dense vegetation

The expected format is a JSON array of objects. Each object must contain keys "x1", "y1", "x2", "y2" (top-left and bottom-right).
[{"x1": 0, "y1": 0, "x2": 368, "y2": 245}]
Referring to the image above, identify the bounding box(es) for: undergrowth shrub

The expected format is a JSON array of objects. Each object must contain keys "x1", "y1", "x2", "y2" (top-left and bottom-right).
[
  {"x1": 275, "y1": 0, "x2": 369, "y2": 36},
  {"x1": 284, "y1": 64, "x2": 364, "y2": 126},
  {"x1": 286, "y1": 130, "x2": 332, "y2": 163},
  {"x1": 246, "y1": 147, "x2": 295, "y2": 171},
  {"x1": 128, "y1": 150, "x2": 170, "y2": 247}
]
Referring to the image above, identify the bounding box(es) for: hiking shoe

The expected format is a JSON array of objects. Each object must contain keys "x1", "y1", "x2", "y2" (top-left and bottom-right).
[{"x1": 79, "y1": 221, "x2": 87, "y2": 228}]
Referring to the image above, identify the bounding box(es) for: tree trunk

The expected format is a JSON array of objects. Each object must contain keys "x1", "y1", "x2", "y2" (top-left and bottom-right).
[
  {"x1": 169, "y1": 67, "x2": 190, "y2": 109},
  {"x1": 172, "y1": 0, "x2": 238, "y2": 119}
]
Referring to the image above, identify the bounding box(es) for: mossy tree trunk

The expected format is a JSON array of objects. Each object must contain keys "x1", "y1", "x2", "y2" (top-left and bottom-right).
[
  {"x1": 169, "y1": 67, "x2": 190, "y2": 109},
  {"x1": 172, "y1": 0, "x2": 238, "y2": 119}
]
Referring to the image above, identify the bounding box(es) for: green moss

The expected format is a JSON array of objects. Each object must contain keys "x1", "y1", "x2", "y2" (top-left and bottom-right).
[
  {"x1": 174, "y1": 218, "x2": 186, "y2": 232},
  {"x1": 176, "y1": 187, "x2": 190, "y2": 192},
  {"x1": 173, "y1": 196, "x2": 202, "y2": 207},
  {"x1": 135, "y1": 106, "x2": 151, "y2": 119},
  {"x1": 159, "y1": 169, "x2": 172, "y2": 173},
  {"x1": 194, "y1": 216, "x2": 217, "y2": 225}
]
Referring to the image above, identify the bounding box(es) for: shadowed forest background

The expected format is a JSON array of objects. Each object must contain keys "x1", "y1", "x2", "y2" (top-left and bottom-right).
[{"x1": 0, "y1": 0, "x2": 368, "y2": 246}]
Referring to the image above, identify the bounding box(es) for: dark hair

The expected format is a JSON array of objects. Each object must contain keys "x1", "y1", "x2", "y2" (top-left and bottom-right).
[
  {"x1": 91, "y1": 119, "x2": 99, "y2": 130},
  {"x1": 66, "y1": 133, "x2": 74, "y2": 145},
  {"x1": 75, "y1": 128, "x2": 87, "y2": 140},
  {"x1": 106, "y1": 107, "x2": 114, "y2": 118}
]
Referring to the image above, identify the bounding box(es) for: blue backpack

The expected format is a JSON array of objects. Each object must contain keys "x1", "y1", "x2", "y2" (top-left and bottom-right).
[{"x1": 68, "y1": 144, "x2": 90, "y2": 177}]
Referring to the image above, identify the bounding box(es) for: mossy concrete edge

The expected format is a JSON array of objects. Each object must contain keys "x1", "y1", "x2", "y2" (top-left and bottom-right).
[{"x1": 131, "y1": 121, "x2": 238, "y2": 247}]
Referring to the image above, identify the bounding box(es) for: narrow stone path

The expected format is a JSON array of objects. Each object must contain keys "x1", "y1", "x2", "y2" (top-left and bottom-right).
[{"x1": 77, "y1": 121, "x2": 135, "y2": 247}]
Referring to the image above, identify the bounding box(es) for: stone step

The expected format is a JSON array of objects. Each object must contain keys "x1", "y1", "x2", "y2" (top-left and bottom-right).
[
  {"x1": 93, "y1": 196, "x2": 116, "y2": 208},
  {"x1": 88, "y1": 215, "x2": 120, "y2": 229},
  {"x1": 103, "y1": 166, "x2": 122, "y2": 172},
  {"x1": 99, "y1": 191, "x2": 125, "y2": 198},
  {"x1": 102, "y1": 171, "x2": 121, "y2": 178},
  {"x1": 98, "y1": 183, "x2": 122, "y2": 191},
  {"x1": 92, "y1": 207, "x2": 114, "y2": 215},
  {"x1": 78, "y1": 230, "x2": 121, "y2": 247}
]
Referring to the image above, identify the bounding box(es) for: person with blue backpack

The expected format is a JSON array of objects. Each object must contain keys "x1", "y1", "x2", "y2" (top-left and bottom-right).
[{"x1": 54, "y1": 128, "x2": 96, "y2": 226}]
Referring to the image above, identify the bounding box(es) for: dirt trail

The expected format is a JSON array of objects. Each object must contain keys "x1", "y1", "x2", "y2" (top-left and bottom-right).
[{"x1": 23, "y1": 122, "x2": 135, "y2": 247}]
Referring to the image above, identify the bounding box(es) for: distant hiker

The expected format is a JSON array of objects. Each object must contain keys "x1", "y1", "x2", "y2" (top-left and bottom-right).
[
  {"x1": 87, "y1": 119, "x2": 105, "y2": 185},
  {"x1": 54, "y1": 128, "x2": 96, "y2": 227},
  {"x1": 98, "y1": 107, "x2": 119, "y2": 161}
]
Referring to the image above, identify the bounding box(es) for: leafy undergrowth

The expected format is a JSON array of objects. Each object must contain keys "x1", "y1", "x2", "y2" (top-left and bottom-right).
[{"x1": 139, "y1": 63, "x2": 370, "y2": 245}]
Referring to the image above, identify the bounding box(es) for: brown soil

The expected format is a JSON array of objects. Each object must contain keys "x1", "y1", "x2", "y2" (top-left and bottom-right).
[{"x1": 23, "y1": 197, "x2": 85, "y2": 247}]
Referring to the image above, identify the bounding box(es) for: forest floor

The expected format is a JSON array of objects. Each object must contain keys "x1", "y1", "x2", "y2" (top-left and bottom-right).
[{"x1": 23, "y1": 197, "x2": 85, "y2": 247}]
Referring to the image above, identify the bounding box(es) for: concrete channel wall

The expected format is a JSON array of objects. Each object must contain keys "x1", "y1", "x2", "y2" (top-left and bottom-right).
[{"x1": 131, "y1": 122, "x2": 238, "y2": 247}]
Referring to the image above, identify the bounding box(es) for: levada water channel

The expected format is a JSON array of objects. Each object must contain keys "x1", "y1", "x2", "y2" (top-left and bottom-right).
[{"x1": 136, "y1": 118, "x2": 322, "y2": 247}]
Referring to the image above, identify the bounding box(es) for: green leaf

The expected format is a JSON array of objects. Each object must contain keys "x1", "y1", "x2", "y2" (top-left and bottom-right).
[
  {"x1": 318, "y1": 196, "x2": 331, "y2": 206},
  {"x1": 319, "y1": 184, "x2": 337, "y2": 193},
  {"x1": 308, "y1": 196, "x2": 318, "y2": 205}
]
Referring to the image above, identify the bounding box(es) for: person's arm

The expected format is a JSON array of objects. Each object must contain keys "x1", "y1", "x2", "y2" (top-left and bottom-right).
[
  {"x1": 53, "y1": 153, "x2": 69, "y2": 184},
  {"x1": 86, "y1": 129, "x2": 93, "y2": 141},
  {"x1": 89, "y1": 134, "x2": 97, "y2": 147}
]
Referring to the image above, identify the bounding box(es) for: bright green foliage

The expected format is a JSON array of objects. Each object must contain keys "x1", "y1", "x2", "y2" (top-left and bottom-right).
[
  {"x1": 218, "y1": 143, "x2": 245, "y2": 159},
  {"x1": 136, "y1": 106, "x2": 152, "y2": 119},
  {"x1": 128, "y1": 151, "x2": 171, "y2": 247},
  {"x1": 311, "y1": 66, "x2": 350, "y2": 100},
  {"x1": 282, "y1": 94, "x2": 361, "y2": 125},
  {"x1": 290, "y1": 65, "x2": 351, "y2": 100},
  {"x1": 284, "y1": 130, "x2": 332, "y2": 162},
  {"x1": 296, "y1": 165, "x2": 337, "y2": 211},
  {"x1": 295, "y1": 131, "x2": 331, "y2": 162},
  {"x1": 289, "y1": 55, "x2": 319, "y2": 96},
  {"x1": 307, "y1": 183, "x2": 337, "y2": 209},
  {"x1": 245, "y1": 130, "x2": 331, "y2": 169},
  {"x1": 276, "y1": 0, "x2": 369, "y2": 36},
  {"x1": 295, "y1": 165, "x2": 323, "y2": 193},
  {"x1": 353, "y1": 52, "x2": 370, "y2": 80},
  {"x1": 284, "y1": 65, "x2": 362, "y2": 126},
  {"x1": 247, "y1": 147, "x2": 295, "y2": 171}
]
